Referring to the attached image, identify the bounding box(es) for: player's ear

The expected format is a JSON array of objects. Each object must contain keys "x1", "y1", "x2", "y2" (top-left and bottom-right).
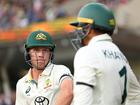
[{"x1": 50, "y1": 52, "x2": 54, "y2": 62}]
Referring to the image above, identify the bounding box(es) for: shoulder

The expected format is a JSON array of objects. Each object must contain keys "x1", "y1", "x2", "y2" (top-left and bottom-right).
[
  {"x1": 52, "y1": 64, "x2": 73, "y2": 85},
  {"x1": 53, "y1": 64, "x2": 70, "y2": 71},
  {"x1": 75, "y1": 44, "x2": 98, "y2": 57},
  {"x1": 16, "y1": 74, "x2": 28, "y2": 87},
  {"x1": 76, "y1": 46, "x2": 88, "y2": 54},
  {"x1": 53, "y1": 64, "x2": 72, "y2": 75},
  {"x1": 75, "y1": 46, "x2": 97, "y2": 62},
  {"x1": 75, "y1": 46, "x2": 89, "y2": 59}
]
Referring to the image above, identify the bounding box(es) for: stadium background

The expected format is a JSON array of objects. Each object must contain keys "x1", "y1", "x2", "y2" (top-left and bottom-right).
[{"x1": 0, "y1": 0, "x2": 140, "y2": 104}]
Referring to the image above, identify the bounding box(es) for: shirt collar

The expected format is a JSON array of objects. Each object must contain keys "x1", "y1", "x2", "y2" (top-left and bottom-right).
[
  {"x1": 25, "y1": 69, "x2": 33, "y2": 82},
  {"x1": 88, "y1": 34, "x2": 112, "y2": 45},
  {"x1": 41, "y1": 62, "x2": 54, "y2": 76}
]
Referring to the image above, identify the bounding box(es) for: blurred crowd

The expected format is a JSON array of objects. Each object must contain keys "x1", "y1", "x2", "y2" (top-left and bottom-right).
[
  {"x1": 0, "y1": 92, "x2": 15, "y2": 105},
  {"x1": 0, "y1": 0, "x2": 70, "y2": 30},
  {"x1": 0, "y1": 0, "x2": 129, "y2": 30}
]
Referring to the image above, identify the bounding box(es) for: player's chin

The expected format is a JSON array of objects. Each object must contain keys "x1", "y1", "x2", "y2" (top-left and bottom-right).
[
  {"x1": 34, "y1": 63, "x2": 46, "y2": 70},
  {"x1": 37, "y1": 66, "x2": 46, "y2": 70}
]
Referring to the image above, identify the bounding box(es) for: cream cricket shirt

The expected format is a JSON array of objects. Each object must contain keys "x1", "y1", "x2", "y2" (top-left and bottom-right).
[
  {"x1": 73, "y1": 34, "x2": 140, "y2": 105},
  {"x1": 16, "y1": 63, "x2": 72, "y2": 105}
]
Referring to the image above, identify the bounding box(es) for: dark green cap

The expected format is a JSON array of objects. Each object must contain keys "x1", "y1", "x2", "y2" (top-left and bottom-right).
[
  {"x1": 70, "y1": 3, "x2": 116, "y2": 31},
  {"x1": 25, "y1": 30, "x2": 55, "y2": 51}
]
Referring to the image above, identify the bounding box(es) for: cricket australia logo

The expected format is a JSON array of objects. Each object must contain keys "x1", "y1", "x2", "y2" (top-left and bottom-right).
[
  {"x1": 35, "y1": 33, "x2": 47, "y2": 40},
  {"x1": 25, "y1": 86, "x2": 31, "y2": 96},
  {"x1": 34, "y1": 96, "x2": 49, "y2": 105},
  {"x1": 44, "y1": 79, "x2": 52, "y2": 89}
]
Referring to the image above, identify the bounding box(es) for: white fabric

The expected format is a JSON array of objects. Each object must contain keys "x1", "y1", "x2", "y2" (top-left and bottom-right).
[
  {"x1": 73, "y1": 34, "x2": 140, "y2": 105},
  {"x1": 16, "y1": 63, "x2": 72, "y2": 105}
]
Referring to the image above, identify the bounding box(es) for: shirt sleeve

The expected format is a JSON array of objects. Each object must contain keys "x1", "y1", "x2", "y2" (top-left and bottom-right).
[
  {"x1": 74, "y1": 47, "x2": 100, "y2": 87},
  {"x1": 73, "y1": 47, "x2": 100, "y2": 105},
  {"x1": 55, "y1": 65, "x2": 73, "y2": 86},
  {"x1": 15, "y1": 80, "x2": 27, "y2": 105},
  {"x1": 125, "y1": 66, "x2": 140, "y2": 105},
  {"x1": 73, "y1": 66, "x2": 96, "y2": 105}
]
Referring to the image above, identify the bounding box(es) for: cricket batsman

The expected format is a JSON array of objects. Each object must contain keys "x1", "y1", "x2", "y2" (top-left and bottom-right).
[{"x1": 70, "y1": 2, "x2": 140, "y2": 105}]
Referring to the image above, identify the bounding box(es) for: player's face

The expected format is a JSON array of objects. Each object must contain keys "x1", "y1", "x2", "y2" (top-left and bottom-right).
[{"x1": 29, "y1": 47, "x2": 51, "y2": 70}]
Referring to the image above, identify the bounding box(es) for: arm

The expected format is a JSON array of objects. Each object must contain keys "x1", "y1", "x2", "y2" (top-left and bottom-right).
[
  {"x1": 54, "y1": 78, "x2": 73, "y2": 105},
  {"x1": 15, "y1": 81, "x2": 26, "y2": 105},
  {"x1": 73, "y1": 66, "x2": 96, "y2": 105},
  {"x1": 125, "y1": 68, "x2": 140, "y2": 105},
  {"x1": 73, "y1": 47, "x2": 99, "y2": 105}
]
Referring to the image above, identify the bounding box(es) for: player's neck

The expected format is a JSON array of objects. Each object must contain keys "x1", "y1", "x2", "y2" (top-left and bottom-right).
[
  {"x1": 82, "y1": 30, "x2": 97, "y2": 45},
  {"x1": 31, "y1": 68, "x2": 43, "y2": 81}
]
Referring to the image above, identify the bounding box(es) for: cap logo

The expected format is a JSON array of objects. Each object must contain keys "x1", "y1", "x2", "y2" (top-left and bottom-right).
[
  {"x1": 109, "y1": 19, "x2": 115, "y2": 26},
  {"x1": 35, "y1": 33, "x2": 47, "y2": 40}
]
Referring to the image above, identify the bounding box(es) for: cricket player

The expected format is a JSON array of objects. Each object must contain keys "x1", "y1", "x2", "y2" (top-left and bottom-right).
[
  {"x1": 15, "y1": 30, "x2": 73, "y2": 105},
  {"x1": 70, "y1": 2, "x2": 140, "y2": 105}
]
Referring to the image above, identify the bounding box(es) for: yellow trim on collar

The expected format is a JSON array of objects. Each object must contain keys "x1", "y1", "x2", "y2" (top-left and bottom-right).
[
  {"x1": 77, "y1": 17, "x2": 94, "y2": 24},
  {"x1": 25, "y1": 70, "x2": 33, "y2": 83},
  {"x1": 28, "y1": 69, "x2": 33, "y2": 81},
  {"x1": 29, "y1": 73, "x2": 32, "y2": 81}
]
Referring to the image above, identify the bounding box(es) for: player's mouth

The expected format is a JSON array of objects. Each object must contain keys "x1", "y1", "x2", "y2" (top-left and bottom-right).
[{"x1": 37, "y1": 59, "x2": 45, "y2": 63}]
